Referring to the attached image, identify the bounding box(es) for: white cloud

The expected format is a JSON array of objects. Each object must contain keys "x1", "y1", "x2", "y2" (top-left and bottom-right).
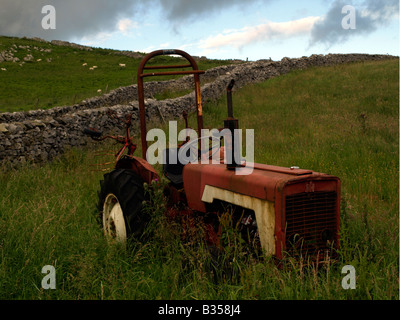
[
  {"x1": 117, "y1": 18, "x2": 139, "y2": 35},
  {"x1": 78, "y1": 31, "x2": 114, "y2": 46},
  {"x1": 198, "y1": 16, "x2": 322, "y2": 54},
  {"x1": 139, "y1": 45, "x2": 156, "y2": 53},
  {"x1": 77, "y1": 18, "x2": 139, "y2": 47}
]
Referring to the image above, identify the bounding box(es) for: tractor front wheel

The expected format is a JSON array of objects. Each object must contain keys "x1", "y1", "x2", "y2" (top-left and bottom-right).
[{"x1": 98, "y1": 169, "x2": 149, "y2": 243}]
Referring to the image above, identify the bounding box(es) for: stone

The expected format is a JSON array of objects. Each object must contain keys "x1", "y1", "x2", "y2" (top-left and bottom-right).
[
  {"x1": 6, "y1": 124, "x2": 18, "y2": 133},
  {"x1": 0, "y1": 124, "x2": 8, "y2": 133},
  {"x1": 24, "y1": 54, "x2": 34, "y2": 62},
  {"x1": 32, "y1": 119, "x2": 46, "y2": 127}
]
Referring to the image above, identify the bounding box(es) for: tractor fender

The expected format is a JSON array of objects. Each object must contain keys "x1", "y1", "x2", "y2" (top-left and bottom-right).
[{"x1": 115, "y1": 156, "x2": 159, "y2": 184}]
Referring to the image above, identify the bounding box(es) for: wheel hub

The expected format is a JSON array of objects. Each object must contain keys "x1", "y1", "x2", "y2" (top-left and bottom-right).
[{"x1": 103, "y1": 193, "x2": 127, "y2": 243}]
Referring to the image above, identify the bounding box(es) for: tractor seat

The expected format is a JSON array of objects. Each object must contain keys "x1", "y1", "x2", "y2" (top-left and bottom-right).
[{"x1": 163, "y1": 148, "x2": 190, "y2": 187}]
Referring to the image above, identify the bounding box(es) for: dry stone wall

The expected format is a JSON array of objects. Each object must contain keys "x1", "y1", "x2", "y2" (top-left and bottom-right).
[{"x1": 0, "y1": 53, "x2": 397, "y2": 167}]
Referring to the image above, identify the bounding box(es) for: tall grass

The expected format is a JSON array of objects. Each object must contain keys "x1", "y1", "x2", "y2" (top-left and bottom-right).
[{"x1": 0, "y1": 59, "x2": 398, "y2": 300}]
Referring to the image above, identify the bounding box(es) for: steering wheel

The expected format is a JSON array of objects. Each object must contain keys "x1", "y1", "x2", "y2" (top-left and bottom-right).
[{"x1": 178, "y1": 135, "x2": 222, "y2": 164}]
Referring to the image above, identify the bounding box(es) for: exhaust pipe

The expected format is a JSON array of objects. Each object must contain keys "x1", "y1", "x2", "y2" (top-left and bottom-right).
[{"x1": 224, "y1": 80, "x2": 240, "y2": 170}]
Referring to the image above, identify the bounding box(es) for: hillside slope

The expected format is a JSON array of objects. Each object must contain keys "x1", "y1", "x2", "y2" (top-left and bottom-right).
[{"x1": 0, "y1": 36, "x2": 235, "y2": 113}]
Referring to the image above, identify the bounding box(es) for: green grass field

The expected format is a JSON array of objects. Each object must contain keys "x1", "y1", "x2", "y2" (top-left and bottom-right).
[
  {"x1": 0, "y1": 58, "x2": 398, "y2": 300},
  {"x1": 0, "y1": 36, "x2": 234, "y2": 113}
]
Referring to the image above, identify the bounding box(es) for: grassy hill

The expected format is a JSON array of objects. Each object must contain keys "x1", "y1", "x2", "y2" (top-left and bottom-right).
[
  {"x1": 0, "y1": 36, "x2": 235, "y2": 113},
  {"x1": 0, "y1": 53, "x2": 398, "y2": 299}
]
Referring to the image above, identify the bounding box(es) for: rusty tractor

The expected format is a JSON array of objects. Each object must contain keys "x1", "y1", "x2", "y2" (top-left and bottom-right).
[{"x1": 84, "y1": 49, "x2": 341, "y2": 261}]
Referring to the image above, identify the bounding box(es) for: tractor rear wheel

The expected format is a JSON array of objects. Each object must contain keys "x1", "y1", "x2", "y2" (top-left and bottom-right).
[{"x1": 98, "y1": 169, "x2": 149, "y2": 243}]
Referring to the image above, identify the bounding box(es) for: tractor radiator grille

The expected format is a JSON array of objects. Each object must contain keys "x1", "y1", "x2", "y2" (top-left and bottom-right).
[{"x1": 285, "y1": 191, "x2": 337, "y2": 256}]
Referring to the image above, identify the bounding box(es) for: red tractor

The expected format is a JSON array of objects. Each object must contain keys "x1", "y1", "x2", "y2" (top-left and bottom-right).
[{"x1": 85, "y1": 50, "x2": 341, "y2": 261}]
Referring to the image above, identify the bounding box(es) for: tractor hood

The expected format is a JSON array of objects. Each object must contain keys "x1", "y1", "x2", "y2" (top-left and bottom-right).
[{"x1": 182, "y1": 162, "x2": 339, "y2": 213}]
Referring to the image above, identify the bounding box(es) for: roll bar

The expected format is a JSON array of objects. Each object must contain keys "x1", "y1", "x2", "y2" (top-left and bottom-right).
[{"x1": 137, "y1": 49, "x2": 205, "y2": 159}]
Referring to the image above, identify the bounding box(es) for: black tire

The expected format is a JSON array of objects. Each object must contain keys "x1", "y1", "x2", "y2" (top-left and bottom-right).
[{"x1": 98, "y1": 168, "x2": 149, "y2": 241}]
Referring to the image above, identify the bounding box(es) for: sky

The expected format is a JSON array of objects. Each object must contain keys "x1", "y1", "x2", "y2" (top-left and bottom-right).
[{"x1": 0, "y1": 0, "x2": 399, "y2": 61}]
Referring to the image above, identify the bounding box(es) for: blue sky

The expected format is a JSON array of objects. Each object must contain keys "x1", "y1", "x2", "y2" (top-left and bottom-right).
[
  {"x1": 1, "y1": 0, "x2": 399, "y2": 61},
  {"x1": 73, "y1": 0, "x2": 399, "y2": 61}
]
